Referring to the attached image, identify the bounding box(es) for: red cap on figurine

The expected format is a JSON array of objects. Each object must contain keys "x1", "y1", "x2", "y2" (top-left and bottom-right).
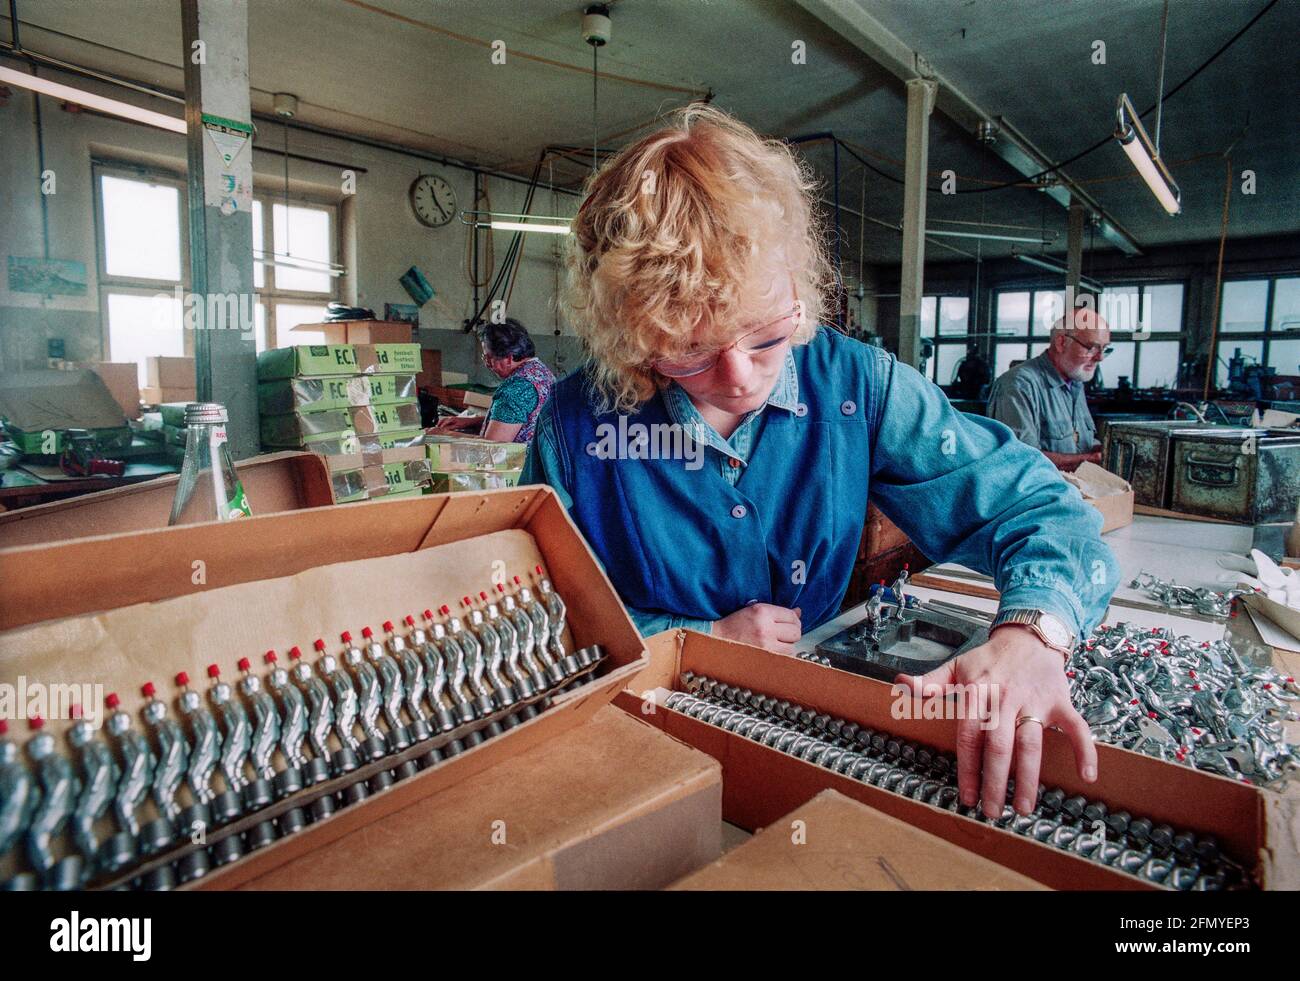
[
  {"x1": 207, "y1": 664, "x2": 220, "y2": 679},
  {"x1": 106, "y1": 693, "x2": 120, "y2": 709},
  {"x1": 176, "y1": 671, "x2": 190, "y2": 687},
  {"x1": 141, "y1": 682, "x2": 156, "y2": 698}
]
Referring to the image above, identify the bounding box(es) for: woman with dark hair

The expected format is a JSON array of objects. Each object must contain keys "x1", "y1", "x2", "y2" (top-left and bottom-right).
[{"x1": 434, "y1": 319, "x2": 556, "y2": 443}]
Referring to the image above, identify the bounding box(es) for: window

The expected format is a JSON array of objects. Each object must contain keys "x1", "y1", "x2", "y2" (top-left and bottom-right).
[
  {"x1": 919, "y1": 294, "x2": 970, "y2": 383},
  {"x1": 250, "y1": 196, "x2": 338, "y2": 351},
  {"x1": 95, "y1": 167, "x2": 188, "y2": 386},
  {"x1": 993, "y1": 282, "x2": 1186, "y2": 390},
  {"x1": 1216, "y1": 276, "x2": 1300, "y2": 384}
]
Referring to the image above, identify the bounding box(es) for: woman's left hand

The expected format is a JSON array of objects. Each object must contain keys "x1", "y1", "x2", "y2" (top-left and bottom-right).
[{"x1": 895, "y1": 624, "x2": 1097, "y2": 818}]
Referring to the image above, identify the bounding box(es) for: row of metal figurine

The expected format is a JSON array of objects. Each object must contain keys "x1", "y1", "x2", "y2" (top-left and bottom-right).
[
  {"x1": 668, "y1": 673, "x2": 1248, "y2": 891},
  {"x1": 1, "y1": 567, "x2": 602, "y2": 891}
]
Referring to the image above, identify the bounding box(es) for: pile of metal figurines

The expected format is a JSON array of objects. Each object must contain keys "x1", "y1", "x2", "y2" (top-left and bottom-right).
[
  {"x1": 0, "y1": 567, "x2": 604, "y2": 891},
  {"x1": 668, "y1": 673, "x2": 1251, "y2": 890}
]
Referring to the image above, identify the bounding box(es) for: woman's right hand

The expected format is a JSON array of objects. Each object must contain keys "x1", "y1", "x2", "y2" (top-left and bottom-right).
[{"x1": 712, "y1": 604, "x2": 802, "y2": 654}]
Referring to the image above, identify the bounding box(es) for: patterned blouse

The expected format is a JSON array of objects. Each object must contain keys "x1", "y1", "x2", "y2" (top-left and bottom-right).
[{"x1": 487, "y1": 357, "x2": 557, "y2": 443}]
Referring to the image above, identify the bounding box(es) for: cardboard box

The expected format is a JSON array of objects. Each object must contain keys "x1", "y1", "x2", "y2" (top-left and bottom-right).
[
  {"x1": 430, "y1": 469, "x2": 521, "y2": 493},
  {"x1": 671, "y1": 789, "x2": 1042, "y2": 890},
  {"x1": 260, "y1": 409, "x2": 352, "y2": 448},
  {"x1": 463, "y1": 389, "x2": 493, "y2": 410},
  {"x1": 290, "y1": 320, "x2": 414, "y2": 345},
  {"x1": 0, "y1": 486, "x2": 649, "y2": 889},
  {"x1": 617, "y1": 630, "x2": 1300, "y2": 890},
  {"x1": 239, "y1": 706, "x2": 720, "y2": 890},
  {"x1": 416, "y1": 349, "x2": 442, "y2": 391},
  {"x1": 257, "y1": 375, "x2": 417, "y2": 416},
  {"x1": 145, "y1": 355, "x2": 194, "y2": 388},
  {"x1": 141, "y1": 385, "x2": 197, "y2": 407},
  {"x1": 257, "y1": 344, "x2": 421, "y2": 381},
  {"x1": 86, "y1": 362, "x2": 141, "y2": 419},
  {"x1": 424, "y1": 434, "x2": 527, "y2": 472},
  {"x1": 0, "y1": 369, "x2": 131, "y2": 455},
  {"x1": 0, "y1": 452, "x2": 334, "y2": 548},
  {"x1": 348, "y1": 401, "x2": 420, "y2": 435},
  {"x1": 1064, "y1": 461, "x2": 1135, "y2": 534},
  {"x1": 441, "y1": 370, "x2": 469, "y2": 386}
]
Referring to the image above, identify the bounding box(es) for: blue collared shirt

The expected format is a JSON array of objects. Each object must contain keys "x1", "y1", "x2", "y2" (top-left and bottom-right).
[{"x1": 523, "y1": 337, "x2": 1117, "y2": 639}]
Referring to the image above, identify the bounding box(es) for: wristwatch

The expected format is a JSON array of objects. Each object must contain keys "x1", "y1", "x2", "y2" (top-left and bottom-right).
[{"x1": 991, "y1": 608, "x2": 1075, "y2": 660}]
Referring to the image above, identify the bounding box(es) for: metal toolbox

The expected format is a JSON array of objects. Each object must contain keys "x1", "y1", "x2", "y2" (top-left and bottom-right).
[
  {"x1": 1102, "y1": 421, "x2": 1224, "y2": 507},
  {"x1": 1168, "y1": 429, "x2": 1300, "y2": 523}
]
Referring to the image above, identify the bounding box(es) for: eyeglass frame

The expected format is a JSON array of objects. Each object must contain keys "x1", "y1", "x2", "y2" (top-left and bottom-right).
[
  {"x1": 651, "y1": 299, "x2": 806, "y2": 378},
  {"x1": 1061, "y1": 333, "x2": 1113, "y2": 359}
]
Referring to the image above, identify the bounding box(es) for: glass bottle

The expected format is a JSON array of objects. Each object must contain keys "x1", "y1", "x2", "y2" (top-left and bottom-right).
[{"x1": 168, "y1": 403, "x2": 252, "y2": 525}]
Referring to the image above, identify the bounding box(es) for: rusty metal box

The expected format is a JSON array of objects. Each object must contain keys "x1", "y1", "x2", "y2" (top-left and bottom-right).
[
  {"x1": 1168, "y1": 429, "x2": 1300, "y2": 523},
  {"x1": 1102, "y1": 421, "x2": 1223, "y2": 507}
]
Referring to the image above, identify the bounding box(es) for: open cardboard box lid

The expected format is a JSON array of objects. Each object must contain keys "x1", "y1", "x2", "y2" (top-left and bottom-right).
[
  {"x1": 0, "y1": 368, "x2": 128, "y2": 432},
  {"x1": 0, "y1": 451, "x2": 334, "y2": 549},
  {"x1": 1064, "y1": 461, "x2": 1135, "y2": 534}
]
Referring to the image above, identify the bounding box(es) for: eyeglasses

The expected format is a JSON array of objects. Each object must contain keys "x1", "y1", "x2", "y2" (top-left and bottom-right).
[
  {"x1": 1062, "y1": 334, "x2": 1113, "y2": 359},
  {"x1": 652, "y1": 303, "x2": 804, "y2": 378}
]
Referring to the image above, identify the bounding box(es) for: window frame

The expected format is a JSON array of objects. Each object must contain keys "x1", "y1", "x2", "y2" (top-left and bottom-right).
[
  {"x1": 992, "y1": 281, "x2": 1187, "y2": 389},
  {"x1": 920, "y1": 294, "x2": 971, "y2": 384},
  {"x1": 1215, "y1": 275, "x2": 1300, "y2": 384},
  {"x1": 252, "y1": 191, "x2": 341, "y2": 350},
  {"x1": 93, "y1": 162, "x2": 191, "y2": 360}
]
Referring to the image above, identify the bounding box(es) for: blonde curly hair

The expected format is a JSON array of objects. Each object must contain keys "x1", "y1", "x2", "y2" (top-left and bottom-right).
[{"x1": 564, "y1": 103, "x2": 833, "y2": 413}]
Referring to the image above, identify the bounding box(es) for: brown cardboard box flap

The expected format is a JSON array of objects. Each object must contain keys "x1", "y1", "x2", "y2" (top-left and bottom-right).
[
  {"x1": 146, "y1": 356, "x2": 194, "y2": 388},
  {"x1": 0, "y1": 369, "x2": 127, "y2": 431},
  {"x1": 0, "y1": 451, "x2": 333, "y2": 548},
  {"x1": 1065, "y1": 461, "x2": 1132, "y2": 498},
  {"x1": 671, "y1": 789, "x2": 1044, "y2": 890},
  {"x1": 291, "y1": 320, "x2": 414, "y2": 345},
  {"x1": 239, "y1": 706, "x2": 722, "y2": 890},
  {"x1": 86, "y1": 362, "x2": 141, "y2": 419}
]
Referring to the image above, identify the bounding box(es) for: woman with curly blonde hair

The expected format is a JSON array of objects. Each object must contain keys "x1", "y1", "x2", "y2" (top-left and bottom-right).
[{"x1": 523, "y1": 104, "x2": 1118, "y2": 819}]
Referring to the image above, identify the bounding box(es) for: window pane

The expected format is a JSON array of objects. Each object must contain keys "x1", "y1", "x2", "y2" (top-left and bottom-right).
[
  {"x1": 996, "y1": 292, "x2": 1029, "y2": 334},
  {"x1": 272, "y1": 203, "x2": 332, "y2": 293},
  {"x1": 1135, "y1": 340, "x2": 1180, "y2": 387},
  {"x1": 1217, "y1": 340, "x2": 1263, "y2": 387},
  {"x1": 252, "y1": 200, "x2": 265, "y2": 290},
  {"x1": 995, "y1": 343, "x2": 1028, "y2": 378},
  {"x1": 934, "y1": 344, "x2": 963, "y2": 386},
  {"x1": 1141, "y1": 283, "x2": 1183, "y2": 332},
  {"x1": 107, "y1": 292, "x2": 185, "y2": 387},
  {"x1": 276, "y1": 303, "x2": 330, "y2": 345},
  {"x1": 1268, "y1": 338, "x2": 1300, "y2": 376},
  {"x1": 1220, "y1": 280, "x2": 1268, "y2": 333},
  {"x1": 939, "y1": 296, "x2": 969, "y2": 336},
  {"x1": 101, "y1": 174, "x2": 181, "y2": 281},
  {"x1": 255, "y1": 301, "x2": 267, "y2": 353},
  {"x1": 1101, "y1": 341, "x2": 1135, "y2": 387},
  {"x1": 1272, "y1": 277, "x2": 1300, "y2": 331},
  {"x1": 920, "y1": 296, "x2": 937, "y2": 338},
  {"x1": 1100, "y1": 287, "x2": 1141, "y2": 332},
  {"x1": 1033, "y1": 290, "x2": 1066, "y2": 335},
  {"x1": 1030, "y1": 341, "x2": 1048, "y2": 358}
]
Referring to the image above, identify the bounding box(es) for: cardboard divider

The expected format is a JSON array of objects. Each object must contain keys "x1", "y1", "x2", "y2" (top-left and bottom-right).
[
  {"x1": 0, "y1": 486, "x2": 648, "y2": 889},
  {"x1": 617, "y1": 630, "x2": 1299, "y2": 890}
]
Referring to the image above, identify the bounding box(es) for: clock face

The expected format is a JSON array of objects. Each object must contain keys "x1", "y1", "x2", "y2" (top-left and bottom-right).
[{"x1": 409, "y1": 174, "x2": 456, "y2": 228}]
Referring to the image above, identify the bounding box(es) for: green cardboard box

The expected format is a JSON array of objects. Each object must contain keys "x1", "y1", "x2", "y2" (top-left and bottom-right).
[
  {"x1": 367, "y1": 373, "x2": 417, "y2": 405},
  {"x1": 428, "y1": 468, "x2": 522, "y2": 493},
  {"x1": 260, "y1": 409, "x2": 352, "y2": 448},
  {"x1": 258, "y1": 376, "x2": 374, "y2": 415},
  {"x1": 349, "y1": 401, "x2": 420, "y2": 435},
  {"x1": 256, "y1": 345, "x2": 361, "y2": 381},
  {"x1": 423, "y1": 434, "x2": 527, "y2": 472}
]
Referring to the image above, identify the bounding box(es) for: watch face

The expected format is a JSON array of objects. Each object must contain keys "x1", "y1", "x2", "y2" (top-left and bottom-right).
[
  {"x1": 410, "y1": 174, "x2": 456, "y2": 228},
  {"x1": 1039, "y1": 613, "x2": 1073, "y2": 649}
]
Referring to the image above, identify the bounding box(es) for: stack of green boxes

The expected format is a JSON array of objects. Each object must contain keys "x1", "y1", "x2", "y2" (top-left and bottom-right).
[
  {"x1": 137, "y1": 402, "x2": 191, "y2": 465},
  {"x1": 423, "y1": 434, "x2": 527, "y2": 492},
  {"x1": 256, "y1": 343, "x2": 430, "y2": 503}
]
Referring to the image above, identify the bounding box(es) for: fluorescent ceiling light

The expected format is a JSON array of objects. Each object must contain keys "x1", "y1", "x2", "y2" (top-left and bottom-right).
[
  {"x1": 0, "y1": 65, "x2": 186, "y2": 135},
  {"x1": 487, "y1": 220, "x2": 570, "y2": 235},
  {"x1": 925, "y1": 228, "x2": 1050, "y2": 244},
  {"x1": 252, "y1": 250, "x2": 344, "y2": 277},
  {"x1": 1013, "y1": 252, "x2": 1105, "y2": 293},
  {"x1": 1114, "y1": 93, "x2": 1180, "y2": 215}
]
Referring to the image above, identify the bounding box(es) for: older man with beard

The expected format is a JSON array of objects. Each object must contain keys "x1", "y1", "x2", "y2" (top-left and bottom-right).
[{"x1": 988, "y1": 307, "x2": 1111, "y2": 472}]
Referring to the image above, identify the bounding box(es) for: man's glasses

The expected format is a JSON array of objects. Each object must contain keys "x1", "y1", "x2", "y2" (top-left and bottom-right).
[
  {"x1": 652, "y1": 304, "x2": 803, "y2": 378},
  {"x1": 1063, "y1": 334, "x2": 1113, "y2": 359}
]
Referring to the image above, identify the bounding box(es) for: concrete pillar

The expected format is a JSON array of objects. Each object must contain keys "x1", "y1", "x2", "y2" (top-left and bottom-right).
[
  {"x1": 181, "y1": 0, "x2": 258, "y2": 458},
  {"x1": 898, "y1": 77, "x2": 936, "y2": 369},
  {"x1": 1066, "y1": 198, "x2": 1085, "y2": 302}
]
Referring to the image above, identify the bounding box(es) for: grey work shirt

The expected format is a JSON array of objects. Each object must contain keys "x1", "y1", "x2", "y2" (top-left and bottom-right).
[{"x1": 987, "y1": 351, "x2": 1096, "y2": 453}]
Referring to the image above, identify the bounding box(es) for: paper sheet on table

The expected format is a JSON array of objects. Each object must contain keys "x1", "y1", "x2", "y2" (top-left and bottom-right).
[{"x1": 1243, "y1": 599, "x2": 1300, "y2": 653}]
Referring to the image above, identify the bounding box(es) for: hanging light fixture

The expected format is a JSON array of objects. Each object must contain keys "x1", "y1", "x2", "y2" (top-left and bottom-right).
[
  {"x1": 0, "y1": 65, "x2": 185, "y2": 133},
  {"x1": 1113, "y1": 1, "x2": 1181, "y2": 215}
]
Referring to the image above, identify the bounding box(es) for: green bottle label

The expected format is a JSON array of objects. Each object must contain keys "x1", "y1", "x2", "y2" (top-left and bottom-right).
[{"x1": 227, "y1": 481, "x2": 252, "y2": 519}]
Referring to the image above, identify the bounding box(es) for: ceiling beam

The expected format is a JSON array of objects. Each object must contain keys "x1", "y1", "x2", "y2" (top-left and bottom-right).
[{"x1": 791, "y1": 0, "x2": 1143, "y2": 256}]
